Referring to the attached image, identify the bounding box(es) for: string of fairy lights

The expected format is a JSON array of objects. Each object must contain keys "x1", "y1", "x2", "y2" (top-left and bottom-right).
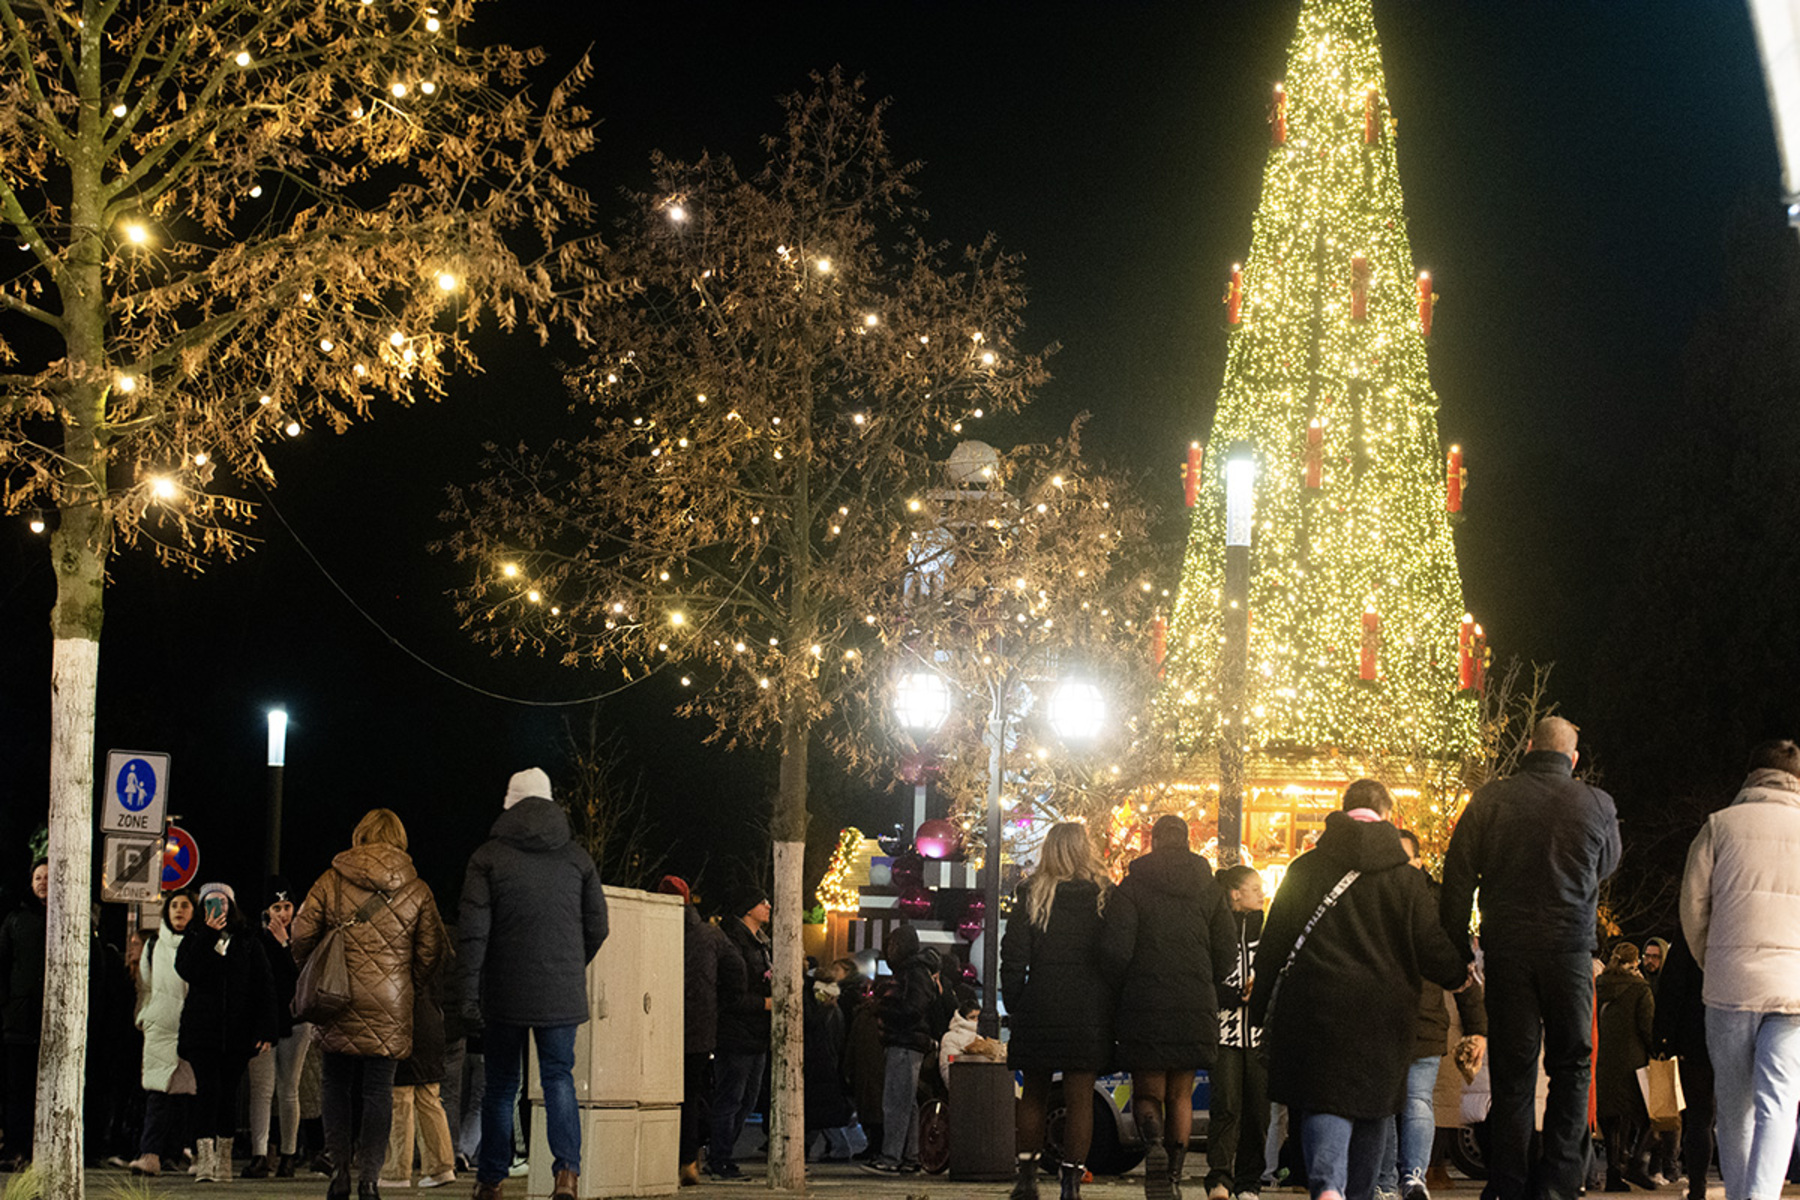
[{"x1": 1160, "y1": 0, "x2": 1479, "y2": 762}]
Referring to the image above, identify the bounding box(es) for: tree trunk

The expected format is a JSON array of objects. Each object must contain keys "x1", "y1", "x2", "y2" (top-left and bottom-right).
[
  {"x1": 766, "y1": 712, "x2": 809, "y2": 1191},
  {"x1": 39, "y1": 508, "x2": 107, "y2": 1200}
]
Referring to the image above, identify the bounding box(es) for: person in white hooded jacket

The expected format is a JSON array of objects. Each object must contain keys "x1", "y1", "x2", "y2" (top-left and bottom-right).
[
  {"x1": 127, "y1": 889, "x2": 199, "y2": 1176},
  {"x1": 1679, "y1": 738, "x2": 1800, "y2": 1200}
]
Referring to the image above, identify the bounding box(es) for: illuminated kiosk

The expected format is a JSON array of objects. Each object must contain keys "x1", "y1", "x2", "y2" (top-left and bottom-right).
[{"x1": 1154, "y1": 0, "x2": 1485, "y2": 872}]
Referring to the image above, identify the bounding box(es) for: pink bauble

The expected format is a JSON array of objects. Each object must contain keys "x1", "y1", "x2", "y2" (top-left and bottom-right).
[
  {"x1": 891, "y1": 850, "x2": 925, "y2": 886},
  {"x1": 914, "y1": 819, "x2": 962, "y2": 861},
  {"x1": 896, "y1": 883, "x2": 933, "y2": 918},
  {"x1": 957, "y1": 917, "x2": 983, "y2": 942},
  {"x1": 959, "y1": 961, "x2": 981, "y2": 986}
]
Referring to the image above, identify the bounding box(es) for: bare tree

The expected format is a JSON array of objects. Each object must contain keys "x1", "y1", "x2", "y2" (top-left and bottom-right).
[
  {"x1": 437, "y1": 71, "x2": 1047, "y2": 1190},
  {"x1": 557, "y1": 707, "x2": 667, "y2": 891},
  {"x1": 0, "y1": 3, "x2": 613, "y2": 1194}
]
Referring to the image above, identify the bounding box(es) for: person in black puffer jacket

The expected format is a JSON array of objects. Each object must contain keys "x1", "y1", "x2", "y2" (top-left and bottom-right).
[
  {"x1": 244, "y1": 877, "x2": 307, "y2": 1179},
  {"x1": 707, "y1": 885, "x2": 772, "y2": 1181},
  {"x1": 0, "y1": 858, "x2": 49, "y2": 1170},
  {"x1": 176, "y1": 881, "x2": 279, "y2": 1183},
  {"x1": 1250, "y1": 781, "x2": 1467, "y2": 1200},
  {"x1": 657, "y1": 875, "x2": 742, "y2": 1186},
  {"x1": 1103, "y1": 814, "x2": 1236, "y2": 1199},
  {"x1": 863, "y1": 925, "x2": 946, "y2": 1175},
  {"x1": 1002, "y1": 821, "x2": 1116, "y2": 1200}
]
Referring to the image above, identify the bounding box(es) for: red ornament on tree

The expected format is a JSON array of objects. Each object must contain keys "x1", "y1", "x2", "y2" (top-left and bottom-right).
[
  {"x1": 1359, "y1": 607, "x2": 1381, "y2": 682},
  {"x1": 1151, "y1": 614, "x2": 1168, "y2": 671},
  {"x1": 1271, "y1": 83, "x2": 1288, "y2": 145},
  {"x1": 1226, "y1": 263, "x2": 1244, "y2": 325},
  {"x1": 1446, "y1": 444, "x2": 1465, "y2": 514},
  {"x1": 1350, "y1": 254, "x2": 1370, "y2": 321},
  {"x1": 1418, "y1": 272, "x2": 1435, "y2": 337},
  {"x1": 1305, "y1": 419, "x2": 1323, "y2": 489},
  {"x1": 1472, "y1": 624, "x2": 1489, "y2": 693},
  {"x1": 1457, "y1": 613, "x2": 1476, "y2": 692},
  {"x1": 1364, "y1": 88, "x2": 1380, "y2": 144},
  {"x1": 1184, "y1": 441, "x2": 1204, "y2": 507}
]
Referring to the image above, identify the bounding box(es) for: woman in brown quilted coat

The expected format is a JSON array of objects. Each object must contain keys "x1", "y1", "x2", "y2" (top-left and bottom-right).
[{"x1": 294, "y1": 809, "x2": 447, "y2": 1200}]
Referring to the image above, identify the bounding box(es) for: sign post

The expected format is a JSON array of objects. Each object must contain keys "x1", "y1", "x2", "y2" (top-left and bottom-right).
[{"x1": 101, "y1": 750, "x2": 170, "y2": 836}]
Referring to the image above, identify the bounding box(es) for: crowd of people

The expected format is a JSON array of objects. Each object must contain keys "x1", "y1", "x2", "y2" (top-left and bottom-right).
[
  {"x1": 0, "y1": 766, "x2": 608, "y2": 1200},
  {"x1": 5, "y1": 721, "x2": 1800, "y2": 1200}
]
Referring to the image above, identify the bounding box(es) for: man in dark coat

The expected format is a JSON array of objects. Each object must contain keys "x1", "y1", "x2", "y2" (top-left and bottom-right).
[
  {"x1": 1440, "y1": 717, "x2": 1621, "y2": 1200},
  {"x1": 458, "y1": 768, "x2": 609, "y2": 1200},
  {"x1": 863, "y1": 925, "x2": 945, "y2": 1175},
  {"x1": 1102, "y1": 813, "x2": 1236, "y2": 1200},
  {"x1": 657, "y1": 876, "x2": 741, "y2": 1186},
  {"x1": 707, "y1": 884, "x2": 772, "y2": 1181},
  {"x1": 1250, "y1": 781, "x2": 1467, "y2": 1200},
  {"x1": 0, "y1": 859, "x2": 48, "y2": 1169}
]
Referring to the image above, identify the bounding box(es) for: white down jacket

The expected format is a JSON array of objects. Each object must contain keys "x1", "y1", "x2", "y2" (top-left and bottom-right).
[
  {"x1": 1680, "y1": 768, "x2": 1800, "y2": 1013},
  {"x1": 135, "y1": 928, "x2": 193, "y2": 1092}
]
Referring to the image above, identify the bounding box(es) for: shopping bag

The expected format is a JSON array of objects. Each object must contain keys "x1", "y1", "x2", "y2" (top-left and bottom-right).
[{"x1": 1636, "y1": 1057, "x2": 1683, "y2": 1126}]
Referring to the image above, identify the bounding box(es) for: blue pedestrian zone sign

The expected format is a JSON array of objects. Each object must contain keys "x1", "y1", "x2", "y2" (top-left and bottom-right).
[{"x1": 101, "y1": 749, "x2": 170, "y2": 834}]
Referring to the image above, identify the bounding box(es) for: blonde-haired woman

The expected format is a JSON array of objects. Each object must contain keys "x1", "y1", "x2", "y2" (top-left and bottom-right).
[
  {"x1": 1000, "y1": 821, "x2": 1117, "y2": 1200},
  {"x1": 294, "y1": 809, "x2": 446, "y2": 1200}
]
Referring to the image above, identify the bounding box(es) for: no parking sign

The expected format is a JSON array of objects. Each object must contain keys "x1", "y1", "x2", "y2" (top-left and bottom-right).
[{"x1": 161, "y1": 826, "x2": 200, "y2": 892}]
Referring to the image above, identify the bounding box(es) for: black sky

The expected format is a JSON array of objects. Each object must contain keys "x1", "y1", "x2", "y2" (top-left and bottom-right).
[{"x1": 0, "y1": 1, "x2": 1780, "y2": 909}]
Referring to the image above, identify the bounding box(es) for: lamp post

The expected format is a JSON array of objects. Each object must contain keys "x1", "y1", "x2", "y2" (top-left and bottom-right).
[
  {"x1": 895, "y1": 672, "x2": 950, "y2": 837},
  {"x1": 1219, "y1": 441, "x2": 1255, "y2": 868},
  {"x1": 265, "y1": 708, "x2": 287, "y2": 882}
]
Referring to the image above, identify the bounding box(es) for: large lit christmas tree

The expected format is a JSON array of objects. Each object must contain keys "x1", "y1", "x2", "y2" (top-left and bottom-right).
[{"x1": 1159, "y1": 0, "x2": 1478, "y2": 839}]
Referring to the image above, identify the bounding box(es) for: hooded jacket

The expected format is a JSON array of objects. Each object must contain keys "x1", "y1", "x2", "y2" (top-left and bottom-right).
[
  {"x1": 1680, "y1": 767, "x2": 1800, "y2": 1013},
  {"x1": 1441, "y1": 751, "x2": 1621, "y2": 958},
  {"x1": 1250, "y1": 812, "x2": 1467, "y2": 1119},
  {"x1": 1594, "y1": 964, "x2": 1653, "y2": 1120},
  {"x1": 1101, "y1": 843, "x2": 1235, "y2": 1070},
  {"x1": 878, "y1": 933, "x2": 945, "y2": 1054},
  {"x1": 458, "y1": 796, "x2": 608, "y2": 1028},
  {"x1": 293, "y1": 842, "x2": 447, "y2": 1059},
  {"x1": 135, "y1": 925, "x2": 190, "y2": 1091}
]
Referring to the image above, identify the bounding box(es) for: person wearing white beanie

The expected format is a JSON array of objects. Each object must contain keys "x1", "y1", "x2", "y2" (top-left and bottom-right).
[{"x1": 502, "y1": 768, "x2": 552, "y2": 810}]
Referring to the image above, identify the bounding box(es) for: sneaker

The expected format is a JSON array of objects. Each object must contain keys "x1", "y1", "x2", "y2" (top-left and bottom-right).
[
  {"x1": 379, "y1": 1178, "x2": 413, "y2": 1189},
  {"x1": 418, "y1": 1171, "x2": 455, "y2": 1189},
  {"x1": 1402, "y1": 1185, "x2": 1430, "y2": 1200},
  {"x1": 860, "y1": 1159, "x2": 903, "y2": 1175},
  {"x1": 899, "y1": 1161, "x2": 924, "y2": 1174},
  {"x1": 1238, "y1": 1192, "x2": 1262, "y2": 1200},
  {"x1": 1212, "y1": 1187, "x2": 1233, "y2": 1200},
  {"x1": 508, "y1": 1158, "x2": 530, "y2": 1179},
  {"x1": 706, "y1": 1159, "x2": 746, "y2": 1180}
]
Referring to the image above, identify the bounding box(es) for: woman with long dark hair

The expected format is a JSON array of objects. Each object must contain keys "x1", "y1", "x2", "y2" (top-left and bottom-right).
[
  {"x1": 1003, "y1": 822, "x2": 1117, "y2": 1200},
  {"x1": 127, "y1": 888, "x2": 198, "y2": 1175},
  {"x1": 175, "y1": 881, "x2": 279, "y2": 1182}
]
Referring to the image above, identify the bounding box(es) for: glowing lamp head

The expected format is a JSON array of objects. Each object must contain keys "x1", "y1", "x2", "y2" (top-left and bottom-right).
[
  {"x1": 266, "y1": 708, "x2": 288, "y2": 767},
  {"x1": 1048, "y1": 680, "x2": 1106, "y2": 741},
  {"x1": 123, "y1": 222, "x2": 148, "y2": 244},
  {"x1": 436, "y1": 271, "x2": 458, "y2": 291},
  {"x1": 28, "y1": 517, "x2": 45, "y2": 534},
  {"x1": 894, "y1": 671, "x2": 951, "y2": 735},
  {"x1": 667, "y1": 204, "x2": 687, "y2": 223},
  {"x1": 1225, "y1": 441, "x2": 1256, "y2": 548},
  {"x1": 149, "y1": 476, "x2": 177, "y2": 501}
]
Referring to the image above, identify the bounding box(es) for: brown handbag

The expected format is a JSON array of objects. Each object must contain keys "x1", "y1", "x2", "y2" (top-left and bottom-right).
[{"x1": 292, "y1": 883, "x2": 389, "y2": 1022}]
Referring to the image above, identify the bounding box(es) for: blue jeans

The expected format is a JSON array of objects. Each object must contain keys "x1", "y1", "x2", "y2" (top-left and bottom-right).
[
  {"x1": 708, "y1": 1051, "x2": 767, "y2": 1167},
  {"x1": 1484, "y1": 951, "x2": 1593, "y2": 1200},
  {"x1": 879, "y1": 1047, "x2": 924, "y2": 1166},
  {"x1": 1301, "y1": 1110, "x2": 1387, "y2": 1200},
  {"x1": 478, "y1": 1024, "x2": 579, "y2": 1184},
  {"x1": 1706, "y1": 1007, "x2": 1800, "y2": 1200},
  {"x1": 1378, "y1": 1055, "x2": 1443, "y2": 1193}
]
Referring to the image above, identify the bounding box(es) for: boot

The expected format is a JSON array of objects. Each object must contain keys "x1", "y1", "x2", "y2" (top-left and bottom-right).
[
  {"x1": 360, "y1": 1181, "x2": 383, "y2": 1200},
  {"x1": 195, "y1": 1138, "x2": 218, "y2": 1183},
  {"x1": 216, "y1": 1137, "x2": 235, "y2": 1182},
  {"x1": 278, "y1": 1154, "x2": 298, "y2": 1178},
  {"x1": 127, "y1": 1153, "x2": 161, "y2": 1177},
  {"x1": 551, "y1": 1169, "x2": 578, "y2": 1200},
  {"x1": 328, "y1": 1163, "x2": 352, "y2": 1200},
  {"x1": 1138, "y1": 1108, "x2": 1170, "y2": 1200},
  {"x1": 472, "y1": 1181, "x2": 504, "y2": 1200},
  {"x1": 1060, "y1": 1160, "x2": 1085, "y2": 1200},
  {"x1": 1012, "y1": 1154, "x2": 1041, "y2": 1200},
  {"x1": 245, "y1": 1153, "x2": 273, "y2": 1179},
  {"x1": 1168, "y1": 1145, "x2": 1188, "y2": 1200},
  {"x1": 678, "y1": 1161, "x2": 700, "y2": 1187}
]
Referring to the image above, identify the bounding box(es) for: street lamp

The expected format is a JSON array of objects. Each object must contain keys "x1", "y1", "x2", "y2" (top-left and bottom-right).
[
  {"x1": 895, "y1": 671, "x2": 951, "y2": 837},
  {"x1": 1219, "y1": 441, "x2": 1255, "y2": 867},
  {"x1": 1047, "y1": 680, "x2": 1106, "y2": 742},
  {"x1": 265, "y1": 708, "x2": 287, "y2": 882}
]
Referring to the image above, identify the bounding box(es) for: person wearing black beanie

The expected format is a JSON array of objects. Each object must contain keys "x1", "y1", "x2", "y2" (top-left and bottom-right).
[{"x1": 244, "y1": 876, "x2": 307, "y2": 1178}]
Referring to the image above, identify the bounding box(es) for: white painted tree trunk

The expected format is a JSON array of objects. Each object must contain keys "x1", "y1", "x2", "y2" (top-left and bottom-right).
[
  {"x1": 39, "y1": 635, "x2": 97, "y2": 1200},
  {"x1": 768, "y1": 839, "x2": 806, "y2": 1191}
]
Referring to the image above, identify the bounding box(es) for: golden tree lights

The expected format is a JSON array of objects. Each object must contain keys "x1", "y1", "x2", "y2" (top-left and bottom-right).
[{"x1": 1159, "y1": 0, "x2": 1478, "y2": 762}]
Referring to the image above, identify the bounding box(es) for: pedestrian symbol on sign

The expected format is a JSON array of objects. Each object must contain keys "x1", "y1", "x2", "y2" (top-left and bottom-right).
[{"x1": 118, "y1": 758, "x2": 157, "y2": 812}]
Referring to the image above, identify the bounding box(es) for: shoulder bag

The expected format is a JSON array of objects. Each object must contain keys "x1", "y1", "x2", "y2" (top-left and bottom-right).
[
  {"x1": 292, "y1": 880, "x2": 391, "y2": 1022},
  {"x1": 1261, "y1": 868, "x2": 1359, "y2": 1032}
]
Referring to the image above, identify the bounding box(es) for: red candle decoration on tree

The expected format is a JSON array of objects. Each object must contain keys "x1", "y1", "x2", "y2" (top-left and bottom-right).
[
  {"x1": 1418, "y1": 271, "x2": 1435, "y2": 337},
  {"x1": 1364, "y1": 87, "x2": 1380, "y2": 144},
  {"x1": 1305, "y1": 418, "x2": 1323, "y2": 489},
  {"x1": 1271, "y1": 83, "x2": 1288, "y2": 145},
  {"x1": 1473, "y1": 624, "x2": 1489, "y2": 693},
  {"x1": 1359, "y1": 607, "x2": 1380, "y2": 682},
  {"x1": 1226, "y1": 263, "x2": 1244, "y2": 325},
  {"x1": 1184, "y1": 441, "x2": 1204, "y2": 507},
  {"x1": 1446, "y1": 444, "x2": 1465, "y2": 514},
  {"x1": 1457, "y1": 613, "x2": 1476, "y2": 692},
  {"x1": 1350, "y1": 254, "x2": 1370, "y2": 321},
  {"x1": 1151, "y1": 614, "x2": 1168, "y2": 670}
]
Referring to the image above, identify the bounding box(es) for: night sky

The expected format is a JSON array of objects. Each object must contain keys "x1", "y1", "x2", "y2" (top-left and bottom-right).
[{"x1": 0, "y1": 1, "x2": 1780, "y2": 917}]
